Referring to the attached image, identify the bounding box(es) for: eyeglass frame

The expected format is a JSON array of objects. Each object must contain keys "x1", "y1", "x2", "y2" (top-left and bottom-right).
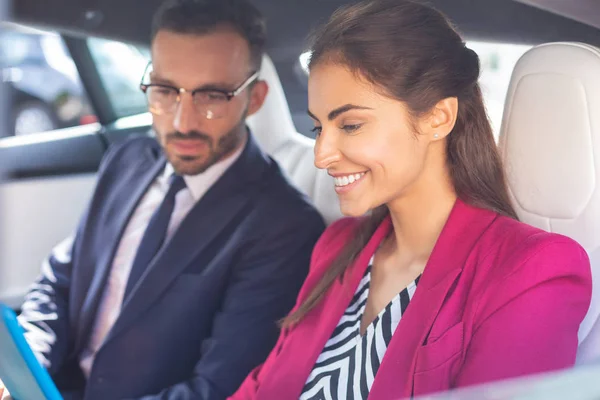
[{"x1": 139, "y1": 62, "x2": 260, "y2": 116}]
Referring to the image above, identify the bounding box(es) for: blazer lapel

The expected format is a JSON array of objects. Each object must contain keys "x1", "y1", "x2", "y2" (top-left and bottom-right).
[
  {"x1": 75, "y1": 145, "x2": 166, "y2": 352},
  {"x1": 104, "y1": 134, "x2": 270, "y2": 344},
  {"x1": 271, "y1": 217, "x2": 394, "y2": 399},
  {"x1": 368, "y1": 199, "x2": 498, "y2": 399}
]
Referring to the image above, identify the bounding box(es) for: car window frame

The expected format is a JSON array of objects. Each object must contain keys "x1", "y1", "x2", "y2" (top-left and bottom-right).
[{"x1": 62, "y1": 35, "x2": 118, "y2": 126}]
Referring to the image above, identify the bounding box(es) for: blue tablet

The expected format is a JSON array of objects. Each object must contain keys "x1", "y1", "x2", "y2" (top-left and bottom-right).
[{"x1": 0, "y1": 304, "x2": 63, "y2": 400}]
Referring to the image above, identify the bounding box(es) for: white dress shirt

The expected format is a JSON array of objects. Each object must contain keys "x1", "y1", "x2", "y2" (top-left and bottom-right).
[{"x1": 79, "y1": 144, "x2": 244, "y2": 377}]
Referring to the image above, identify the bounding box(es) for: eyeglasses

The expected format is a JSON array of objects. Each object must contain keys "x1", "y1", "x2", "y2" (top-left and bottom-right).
[{"x1": 139, "y1": 63, "x2": 259, "y2": 120}]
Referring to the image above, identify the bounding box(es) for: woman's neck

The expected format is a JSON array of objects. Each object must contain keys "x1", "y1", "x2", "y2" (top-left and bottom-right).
[{"x1": 385, "y1": 168, "x2": 457, "y2": 264}]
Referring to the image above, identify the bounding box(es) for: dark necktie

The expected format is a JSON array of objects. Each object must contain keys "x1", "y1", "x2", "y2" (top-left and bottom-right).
[{"x1": 123, "y1": 174, "x2": 187, "y2": 300}]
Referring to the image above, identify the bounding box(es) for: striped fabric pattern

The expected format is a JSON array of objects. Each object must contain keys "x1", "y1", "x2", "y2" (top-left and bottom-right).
[{"x1": 300, "y1": 256, "x2": 419, "y2": 400}]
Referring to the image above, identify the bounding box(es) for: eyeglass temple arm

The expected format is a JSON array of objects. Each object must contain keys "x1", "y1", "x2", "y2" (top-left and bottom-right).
[{"x1": 231, "y1": 71, "x2": 261, "y2": 97}]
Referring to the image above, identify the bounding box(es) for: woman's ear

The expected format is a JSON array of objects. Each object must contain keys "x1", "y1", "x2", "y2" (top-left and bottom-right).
[{"x1": 420, "y1": 97, "x2": 458, "y2": 141}]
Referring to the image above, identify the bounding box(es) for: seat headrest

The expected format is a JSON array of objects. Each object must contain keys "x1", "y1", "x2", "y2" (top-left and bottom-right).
[
  {"x1": 245, "y1": 54, "x2": 343, "y2": 224},
  {"x1": 498, "y1": 42, "x2": 600, "y2": 250},
  {"x1": 247, "y1": 55, "x2": 298, "y2": 154},
  {"x1": 498, "y1": 42, "x2": 600, "y2": 360}
]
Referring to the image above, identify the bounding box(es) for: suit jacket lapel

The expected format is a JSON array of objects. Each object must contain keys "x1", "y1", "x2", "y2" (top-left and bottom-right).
[
  {"x1": 104, "y1": 134, "x2": 270, "y2": 344},
  {"x1": 368, "y1": 199, "x2": 498, "y2": 399},
  {"x1": 273, "y1": 217, "x2": 394, "y2": 399},
  {"x1": 75, "y1": 145, "x2": 166, "y2": 352}
]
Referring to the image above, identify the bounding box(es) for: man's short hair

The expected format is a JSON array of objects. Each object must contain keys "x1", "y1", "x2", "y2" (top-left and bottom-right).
[{"x1": 152, "y1": 0, "x2": 266, "y2": 71}]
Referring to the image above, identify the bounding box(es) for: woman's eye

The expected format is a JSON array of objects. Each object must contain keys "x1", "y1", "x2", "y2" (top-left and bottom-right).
[
  {"x1": 311, "y1": 126, "x2": 323, "y2": 136},
  {"x1": 341, "y1": 124, "x2": 362, "y2": 134}
]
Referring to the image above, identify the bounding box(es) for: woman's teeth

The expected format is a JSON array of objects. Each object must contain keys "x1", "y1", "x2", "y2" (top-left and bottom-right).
[{"x1": 334, "y1": 172, "x2": 366, "y2": 187}]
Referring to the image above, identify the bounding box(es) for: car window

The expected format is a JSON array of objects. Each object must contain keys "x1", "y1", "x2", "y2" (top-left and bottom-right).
[
  {"x1": 0, "y1": 31, "x2": 43, "y2": 66},
  {"x1": 0, "y1": 24, "x2": 98, "y2": 137},
  {"x1": 298, "y1": 40, "x2": 532, "y2": 139},
  {"x1": 87, "y1": 38, "x2": 150, "y2": 119}
]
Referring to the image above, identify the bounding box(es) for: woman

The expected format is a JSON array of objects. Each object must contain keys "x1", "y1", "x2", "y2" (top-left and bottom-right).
[{"x1": 230, "y1": 0, "x2": 592, "y2": 398}]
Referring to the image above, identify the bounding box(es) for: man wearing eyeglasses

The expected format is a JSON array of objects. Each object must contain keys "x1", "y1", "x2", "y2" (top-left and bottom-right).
[{"x1": 15, "y1": 0, "x2": 325, "y2": 399}]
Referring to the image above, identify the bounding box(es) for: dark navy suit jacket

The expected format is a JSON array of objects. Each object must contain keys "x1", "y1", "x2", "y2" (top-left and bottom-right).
[{"x1": 18, "y1": 133, "x2": 325, "y2": 400}]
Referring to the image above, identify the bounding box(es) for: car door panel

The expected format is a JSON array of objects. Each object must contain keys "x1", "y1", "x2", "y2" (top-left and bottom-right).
[{"x1": 0, "y1": 121, "x2": 151, "y2": 308}]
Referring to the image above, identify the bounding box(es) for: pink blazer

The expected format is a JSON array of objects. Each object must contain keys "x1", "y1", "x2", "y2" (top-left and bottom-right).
[{"x1": 230, "y1": 200, "x2": 592, "y2": 399}]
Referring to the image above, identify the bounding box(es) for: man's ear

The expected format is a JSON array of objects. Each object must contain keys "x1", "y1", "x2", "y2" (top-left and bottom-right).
[{"x1": 246, "y1": 80, "x2": 269, "y2": 116}]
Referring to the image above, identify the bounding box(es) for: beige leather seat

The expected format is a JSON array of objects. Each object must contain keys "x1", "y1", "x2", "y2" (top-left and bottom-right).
[
  {"x1": 499, "y1": 42, "x2": 600, "y2": 365},
  {"x1": 247, "y1": 55, "x2": 342, "y2": 224}
]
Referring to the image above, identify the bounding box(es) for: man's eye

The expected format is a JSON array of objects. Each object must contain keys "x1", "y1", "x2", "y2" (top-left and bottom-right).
[
  {"x1": 208, "y1": 92, "x2": 228, "y2": 101},
  {"x1": 196, "y1": 91, "x2": 228, "y2": 102},
  {"x1": 149, "y1": 87, "x2": 175, "y2": 96},
  {"x1": 311, "y1": 126, "x2": 322, "y2": 136}
]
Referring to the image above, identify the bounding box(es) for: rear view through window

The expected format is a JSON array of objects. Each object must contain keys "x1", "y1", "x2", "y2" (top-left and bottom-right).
[{"x1": 0, "y1": 23, "x2": 97, "y2": 137}]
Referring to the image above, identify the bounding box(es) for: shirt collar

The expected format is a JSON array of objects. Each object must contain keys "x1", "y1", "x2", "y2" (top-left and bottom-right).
[{"x1": 162, "y1": 137, "x2": 246, "y2": 201}]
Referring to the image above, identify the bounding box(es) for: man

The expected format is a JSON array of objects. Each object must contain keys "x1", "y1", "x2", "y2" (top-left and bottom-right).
[{"x1": 15, "y1": 0, "x2": 325, "y2": 399}]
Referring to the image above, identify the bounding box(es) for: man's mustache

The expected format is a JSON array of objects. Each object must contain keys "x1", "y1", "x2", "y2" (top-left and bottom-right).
[{"x1": 166, "y1": 131, "x2": 213, "y2": 146}]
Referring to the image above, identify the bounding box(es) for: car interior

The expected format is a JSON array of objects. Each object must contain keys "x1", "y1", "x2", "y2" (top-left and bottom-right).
[
  {"x1": 1, "y1": 0, "x2": 599, "y2": 395},
  {"x1": 498, "y1": 40, "x2": 600, "y2": 365}
]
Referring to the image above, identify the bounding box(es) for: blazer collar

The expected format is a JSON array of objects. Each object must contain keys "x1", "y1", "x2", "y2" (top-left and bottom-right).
[
  {"x1": 77, "y1": 131, "x2": 270, "y2": 348},
  {"x1": 103, "y1": 131, "x2": 271, "y2": 344},
  {"x1": 266, "y1": 199, "x2": 499, "y2": 399},
  {"x1": 370, "y1": 199, "x2": 498, "y2": 398},
  {"x1": 75, "y1": 143, "x2": 166, "y2": 351}
]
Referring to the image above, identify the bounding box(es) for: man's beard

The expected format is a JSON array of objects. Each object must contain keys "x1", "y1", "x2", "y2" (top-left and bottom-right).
[{"x1": 159, "y1": 121, "x2": 246, "y2": 176}]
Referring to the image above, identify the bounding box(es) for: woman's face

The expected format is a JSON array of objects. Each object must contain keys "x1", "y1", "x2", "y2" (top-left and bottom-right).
[{"x1": 309, "y1": 63, "x2": 444, "y2": 217}]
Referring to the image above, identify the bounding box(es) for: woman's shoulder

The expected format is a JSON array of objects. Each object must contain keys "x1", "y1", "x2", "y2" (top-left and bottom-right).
[
  {"x1": 492, "y1": 215, "x2": 584, "y2": 251},
  {"x1": 469, "y1": 214, "x2": 592, "y2": 331},
  {"x1": 484, "y1": 214, "x2": 590, "y2": 281}
]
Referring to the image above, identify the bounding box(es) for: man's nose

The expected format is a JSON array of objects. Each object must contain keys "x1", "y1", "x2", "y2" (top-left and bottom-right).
[{"x1": 173, "y1": 93, "x2": 198, "y2": 134}]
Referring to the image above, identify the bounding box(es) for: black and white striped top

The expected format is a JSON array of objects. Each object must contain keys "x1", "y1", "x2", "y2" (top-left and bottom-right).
[{"x1": 300, "y1": 256, "x2": 419, "y2": 400}]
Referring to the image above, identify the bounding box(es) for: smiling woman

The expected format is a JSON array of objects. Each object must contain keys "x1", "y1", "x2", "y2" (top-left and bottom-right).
[{"x1": 229, "y1": 1, "x2": 591, "y2": 399}]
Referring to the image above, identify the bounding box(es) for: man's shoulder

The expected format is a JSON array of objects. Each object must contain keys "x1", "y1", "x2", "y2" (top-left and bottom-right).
[
  {"x1": 115, "y1": 135, "x2": 159, "y2": 153},
  {"x1": 99, "y1": 136, "x2": 159, "y2": 172},
  {"x1": 254, "y1": 162, "x2": 323, "y2": 223}
]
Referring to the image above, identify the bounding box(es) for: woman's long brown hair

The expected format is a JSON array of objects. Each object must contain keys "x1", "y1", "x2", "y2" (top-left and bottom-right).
[{"x1": 283, "y1": 0, "x2": 518, "y2": 328}]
